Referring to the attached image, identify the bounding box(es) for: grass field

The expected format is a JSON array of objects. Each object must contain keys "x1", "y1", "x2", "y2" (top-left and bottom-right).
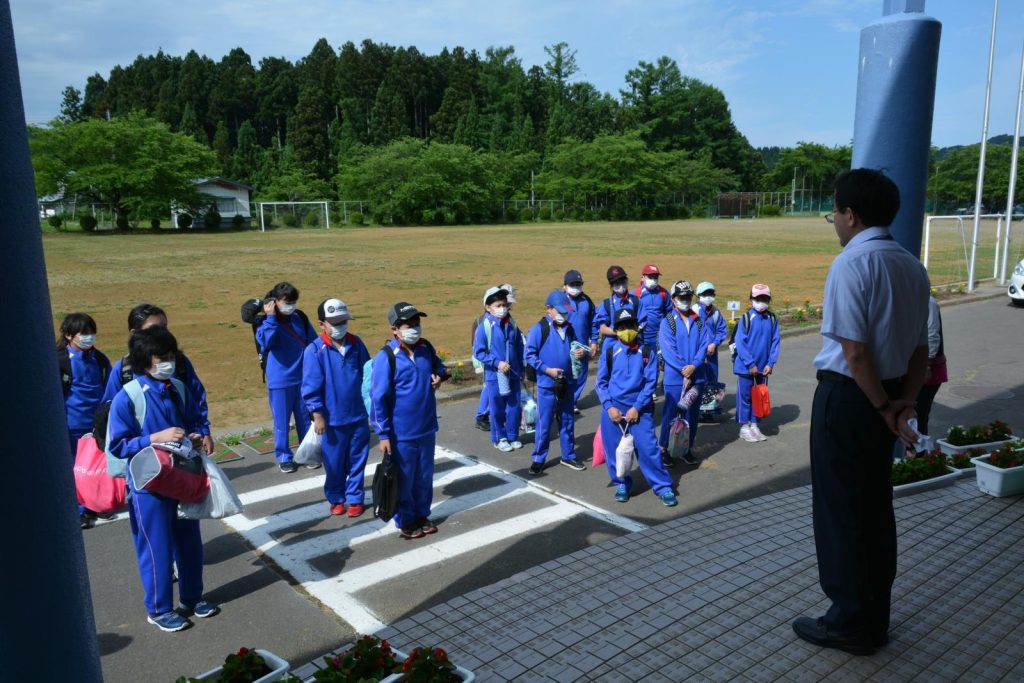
[{"x1": 43, "y1": 215, "x2": 1000, "y2": 428}]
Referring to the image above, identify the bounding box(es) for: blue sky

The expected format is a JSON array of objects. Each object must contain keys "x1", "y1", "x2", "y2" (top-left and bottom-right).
[{"x1": 10, "y1": 0, "x2": 1024, "y2": 149}]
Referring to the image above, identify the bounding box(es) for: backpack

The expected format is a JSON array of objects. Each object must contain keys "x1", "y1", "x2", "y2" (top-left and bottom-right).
[
  {"x1": 470, "y1": 314, "x2": 486, "y2": 373},
  {"x1": 604, "y1": 344, "x2": 654, "y2": 375},
  {"x1": 240, "y1": 301, "x2": 311, "y2": 383},
  {"x1": 105, "y1": 377, "x2": 190, "y2": 479},
  {"x1": 118, "y1": 349, "x2": 189, "y2": 387},
  {"x1": 59, "y1": 348, "x2": 111, "y2": 396},
  {"x1": 524, "y1": 318, "x2": 552, "y2": 383},
  {"x1": 361, "y1": 339, "x2": 439, "y2": 416},
  {"x1": 604, "y1": 294, "x2": 640, "y2": 326},
  {"x1": 728, "y1": 310, "x2": 778, "y2": 361},
  {"x1": 664, "y1": 310, "x2": 703, "y2": 337},
  {"x1": 634, "y1": 284, "x2": 668, "y2": 305}
]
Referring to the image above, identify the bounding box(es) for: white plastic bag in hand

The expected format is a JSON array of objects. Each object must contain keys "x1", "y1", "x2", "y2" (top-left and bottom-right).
[
  {"x1": 293, "y1": 428, "x2": 323, "y2": 466},
  {"x1": 178, "y1": 453, "x2": 244, "y2": 519},
  {"x1": 615, "y1": 423, "x2": 637, "y2": 479}
]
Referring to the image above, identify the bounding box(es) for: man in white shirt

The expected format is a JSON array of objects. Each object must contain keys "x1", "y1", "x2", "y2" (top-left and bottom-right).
[{"x1": 793, "y1": 169, "x2": 931, "y2": 655}]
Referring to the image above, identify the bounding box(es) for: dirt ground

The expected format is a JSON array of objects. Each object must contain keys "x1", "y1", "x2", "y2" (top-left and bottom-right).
[{"x1": 44, "y1": 216, "x2": 847, "y2": 428}]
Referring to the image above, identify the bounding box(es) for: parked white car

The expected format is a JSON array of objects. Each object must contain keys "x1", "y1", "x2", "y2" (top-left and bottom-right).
[{"x1": 1010, "y1": 259, "x2": 1024, "y2": 306}]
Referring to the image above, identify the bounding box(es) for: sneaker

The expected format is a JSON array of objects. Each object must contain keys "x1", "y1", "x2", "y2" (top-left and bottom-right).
[
  {"x1": 560, "y1": 458, "x2": 586, "y2": 471},
  {"x1": 750, "y1": 424, "x2": 768, "y2": 442},
  {"x1": 494, "y1": 439, "x2": 514, "y2": 452},
  {"x1": 680, "y1": 449, "x2": 699, "y2": 466},
  {"x1": 475, "y1": 416, "x2": 490, "y2": 431},
  {"x1": 615, "y1": 484, "x2": 630, "y2": 503},
  {"x1": 148, "y1": 611, "x2": 192, "y2": 632},
  {"x1": 740, "y1": 425, "x2": 759, "y2": 443},
  {"x1": 573, "y1": 407, "x2": 582, "y2": 416},
  {"x1": 529, "y1": 461, "x2": 544, "y2": 476},
  {"x1": 329, "y1": 503, "x2": 346, "y2": 516},
  {"x1": 660, "y1": 491, "x2": 679, "y2": 507},
  {"x1": 510, "y1": 440, "x2": 524, "y2": 450},
  {"x1": 418, "y1": 517, "x2": 438, "y2": 534},
  {"x1": 346, "y1": 503, "x2": 365, "y2": 518},
  {"x1": 399, "y1": 526, "x2": 425, "y2": 539},
  {"x1": 80, "y1": 514, "x2": 94, "y2": 530},
  {"x1": 304, "y1": 461, "x2": 322, "y2": 470},
  {"x1": 279, "y1": 460, "x2": 298, "y2": 473},
  {"x1": 179, "y1": 600, "x2": 220, "y2": 619},
  {"x1": 660, "y1": 447, "x2": 675, "y2": 469}
]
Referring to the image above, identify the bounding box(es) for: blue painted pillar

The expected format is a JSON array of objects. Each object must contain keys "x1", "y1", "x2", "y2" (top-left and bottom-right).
[
  {"x1": 851, "y1": 0, "x2": 941, "y2": 258},
  {"x1": 0, "y1": 1, "x2": 103, "y2": 680}
]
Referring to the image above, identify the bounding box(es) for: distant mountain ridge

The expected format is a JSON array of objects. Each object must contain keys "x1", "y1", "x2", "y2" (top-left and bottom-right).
[{"x1": 935, "y1": 134, "x2": 1023, "y2": 160}]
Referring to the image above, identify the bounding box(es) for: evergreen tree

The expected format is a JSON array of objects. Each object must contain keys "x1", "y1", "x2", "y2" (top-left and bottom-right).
[
  {"x1": 178, "y1": 103, "x2": 207, "y2": 145},
  {"x1": 58, "y1": 86, "x2": 83, "y2": 123},
  {"x1": 230, "y1": 120, "x2": 261, "y2": 184},
  {"x1": 212, "y1": 120, "x2": 233, "y2": 175}
]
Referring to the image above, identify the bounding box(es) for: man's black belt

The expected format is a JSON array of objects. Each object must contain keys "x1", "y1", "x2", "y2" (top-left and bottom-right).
[{"x1": 816, "y1": 370, "x2": 853, "y2": 383}]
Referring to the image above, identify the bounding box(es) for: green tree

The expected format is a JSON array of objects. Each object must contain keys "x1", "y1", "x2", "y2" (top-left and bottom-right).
[
  {"x1": 58, "y1": 86, "x2": 83, "y2": 123},
  {"x1": 929, "y1": 143, "x2": 1021, "y2": 208},
  {"x1": 764, "y1": 142, "x2": 852, "y2": 192},
  {"x1": 543, "y1": 42, "x2": 578, "y2": 98},
  {"x1": 178, "y1": 102, "x2": 207, "y2": 145},
  {"x1": 29, "y1": 113, "x2": 217, "y2": 226},
  {"x1": 230, "y1": 120, "x2": 262, "y2": 184},
  {"x1": 212, "y1": 120, "x2": 233, "y2": 174}
]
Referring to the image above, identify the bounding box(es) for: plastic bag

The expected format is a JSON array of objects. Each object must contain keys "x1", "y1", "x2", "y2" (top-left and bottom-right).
[
  {"x1": 592, "y1": 426, "x2": 605, "y2": 466},
  {"x1": 667, "y1": 417, "x2": 690, "y2": 461},
  {"x1": 74, "y1": 434, "x2": 127, "y2": 514},
  {"x1": 293, "y1": 427, "x2": 323, "y2": 467},
  {"x1": 614, "y1": 424, "x2": 636, "y2": 479},
  {"x1": 179, "y1": 452, "x2": 244, "y2": 519},
  {"x1": 520, "y1": 395, "x2": 538, "y2": 434}
]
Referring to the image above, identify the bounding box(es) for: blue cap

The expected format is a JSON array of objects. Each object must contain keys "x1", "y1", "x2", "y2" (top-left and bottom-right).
[{"x1": 545, "y1": 290, "x2": 573, "y2": 315}]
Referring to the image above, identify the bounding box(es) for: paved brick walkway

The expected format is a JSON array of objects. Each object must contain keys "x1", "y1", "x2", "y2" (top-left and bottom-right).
[{"x1": 292, "y1": 480, "x2": 1023, "y2": 681}]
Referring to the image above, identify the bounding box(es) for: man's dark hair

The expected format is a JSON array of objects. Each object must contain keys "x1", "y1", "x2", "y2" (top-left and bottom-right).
[
  {"x1": 267, "y1": 282, "x2": 299, "y2": 302},
  {"x1": 833, "y1": 168, "x2": 901, "y2": 227},
  {"x1": 128, "y1": 303, "x2": 166, "y2": 332},
  {"x1": 128, "y1": 325, "x2": 178, "y2": 373},
  {"x1": 57, "y1": 312, "x2": 97, "y2": 350}
]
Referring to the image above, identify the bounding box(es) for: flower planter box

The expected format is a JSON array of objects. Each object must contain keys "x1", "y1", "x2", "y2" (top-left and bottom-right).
[
  {"x1": 382, "y1": 649, "x2": 475, "y2": 683},
  {"x1": 195, "y1": 649, "x2": 289, "y2": 683},
  {"x1": 892, "y1": 466, "x2": 960, "y2": 498},
  {"x1": 948, "y1": 464, "x2": 977, "y2": 480},
  {"x1": 971, "y1": 454, "x2": 1024, "y2": 497},
  {"x1": 936, "y1": 436, "x2": 1015, "y2": 457}
]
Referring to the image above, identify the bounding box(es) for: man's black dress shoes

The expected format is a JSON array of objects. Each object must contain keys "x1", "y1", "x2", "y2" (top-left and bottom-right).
[{"x1": 792, "y1": 616, "x2": 877, "y2": 656}]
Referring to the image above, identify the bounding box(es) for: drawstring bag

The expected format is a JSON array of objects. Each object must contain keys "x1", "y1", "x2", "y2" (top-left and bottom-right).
[
  {"x1": 178, "y1": 453, "x2": 244, "y2": 519},
  {"x1": 615, "y1": 423, "x2": 637, "y2": 479},
  {"x1": 667, "y1": 417, "x2": 690, "y2": 460},
  {"x1": 293, "y1": 428, "x2": 323, "y2": 467},
  {"x1": 592, "y1": 425, "x2": 605, "y2": 466},
  {"x1": 74, "y1": 433, "x2": 127, "y2": 514},
  {"x1": 752, "y1": 376, "x2": 771, "y2": 419}
]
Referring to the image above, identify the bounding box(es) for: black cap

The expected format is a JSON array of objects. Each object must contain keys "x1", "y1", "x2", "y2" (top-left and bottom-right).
[
  {"x1": 387, "y1": 302, "x2": 427, "y2": 326},
  {"x1": 564, "y1": 269, "x2": 584, "y2": 285},
  {"x1": 613, "y1": 307, "x2": 637, "y2": 327},
  {"x1": 606, "y1": 265, "x2": 627, "y2": 283}
]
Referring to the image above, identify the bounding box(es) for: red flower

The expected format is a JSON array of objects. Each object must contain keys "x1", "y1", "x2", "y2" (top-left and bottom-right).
[
  {"x1": 237, "y1": 647, "x2": 249, "y2": 656},
  {"x1": 435, "y1": 648, "x2": 448, "y2": 662}
]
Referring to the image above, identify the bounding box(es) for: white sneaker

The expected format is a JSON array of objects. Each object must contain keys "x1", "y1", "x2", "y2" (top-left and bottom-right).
[
  {"x1": 740, "y1": 425, "x2": 759, "y2": 443},
  {"x1": 495, "y1": 439, "x2": 514, "y2": 452},
  {"x1": 510, "y1": 440, "x2": 523, "y2": 450},
  {"x1": 750, "y1": 424, "x2": 768, "y2": 441}
]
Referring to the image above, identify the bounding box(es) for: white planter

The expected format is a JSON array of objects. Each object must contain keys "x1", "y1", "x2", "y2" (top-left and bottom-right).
[
  {"x1": 195, "y1": 649, "x2": 289, "y2": 683},
  {"x1": 936, "y1": 436, "x2": 1015, "y2": 457},
  {"x1": 971, "y1": 454, "x2": 1024, "y2": 497},
  {"x1": 383, "y1": 649, "x2": 476, "y2": 683},
  {"x1": 948, "y1": 464, "x2": 977, "y2": 480},
  {"x1": 892, "y1": 466, "x2": 959, "y2": 498}
]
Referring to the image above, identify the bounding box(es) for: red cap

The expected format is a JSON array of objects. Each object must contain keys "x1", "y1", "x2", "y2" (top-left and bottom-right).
[{"x1": 642, "y1": 264, "x2": 661, "y2": 276}]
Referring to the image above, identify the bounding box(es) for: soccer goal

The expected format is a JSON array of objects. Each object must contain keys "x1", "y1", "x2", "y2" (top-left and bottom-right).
[
  {"x1": 257, "y1": 201, "x2": 330, "y2": 232},
  {"x1": 923, "y1": 214, "x2": 1013, "y2": 287}
]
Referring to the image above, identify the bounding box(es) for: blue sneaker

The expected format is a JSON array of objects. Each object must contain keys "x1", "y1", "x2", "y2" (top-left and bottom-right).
[
  {"x1": 660, "y1": 491, "x2": 678, "y2": 507},
  {"x1": 615, "y1": 484, "x2": 629, "y2": 503},
  {"x1": 147, "y1": 611, "x2": 192, "y2": 632},
  {"x1": 179, "y1": 599, "x2": 220, "y2": 619}
]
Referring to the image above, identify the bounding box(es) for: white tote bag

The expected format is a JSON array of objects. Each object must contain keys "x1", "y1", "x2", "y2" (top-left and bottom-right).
[
  {"x1": 615, "y1": 423, "x2": 637, "y2": 479},
  {"x1": 179, "y1": 453, "x2": 244, "y2": 519},
  {"x1": 293, "y1": 428, "x2": 323, "y2": 467}
]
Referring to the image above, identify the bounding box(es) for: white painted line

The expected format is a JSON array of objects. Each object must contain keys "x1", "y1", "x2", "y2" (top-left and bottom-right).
[{"x1": 236, "y1": 474, "x2": 328, "y2": 506}]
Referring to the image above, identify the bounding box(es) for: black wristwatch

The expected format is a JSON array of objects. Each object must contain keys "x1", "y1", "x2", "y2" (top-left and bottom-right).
[{"x1": 873, "y1": 399, "x2": 892, "y2": 412}]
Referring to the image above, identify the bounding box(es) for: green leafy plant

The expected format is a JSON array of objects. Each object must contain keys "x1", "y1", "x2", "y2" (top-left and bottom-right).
[
  {"x1": 150, "y1": 217, "x2": 161, "y2": 229},
  {"x1": 204, "y1": 209, "x2": 222, "y2": 229},
  {"x1": 221, "y1": 433, "x2": 242, "y2": 446},
  {"x1": 759, "y1": 204, "x2": 782, "y2": 216},
  {"x1": 47, "y1": 214, "x2": 64, "y2": 229},
  {"x1": 891, "y1": 449, "x2": 949, "y2": 486},
  {"x1": 400, "y1": 646, "x2": 460, "y2": 683},
  {"x1": 313, "y1": 635, "x2": 398, "y2": 682},
  {"x1": 79, "y1": 214, "x2": 98, "y2": 231},
  {"x1": 949, "y1": 447, "x2": 983, "y2": 469},
  {"x1": 282, "y1": 213, "x2": 299, "y2": 227},
  {"x1": 946, "y1": 421, "x2": 1013, "y2": 446},
  {"x1": 348, "y1": 212, "x2": 365, "y2": 226},
  {"x1": 988, "y1": 442, "x2": 1024, "y2": 469},
  {"x1": 232, "y1": 214, "x2": 246, "y2": 228},
  {"x1": 985, "y1": 420, "x2": 1012, "y2": 441},
  {"x1": 177, "y1": 213, "x2": 193, "y2": 229},
  {"x1": 176, "y1": 647, "x2": 271, "y2": 683}
]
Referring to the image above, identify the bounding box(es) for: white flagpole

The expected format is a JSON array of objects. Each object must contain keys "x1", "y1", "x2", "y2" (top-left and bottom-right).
[{"x1": 968, "y1": 0, "x2": 999, "y2": 292}]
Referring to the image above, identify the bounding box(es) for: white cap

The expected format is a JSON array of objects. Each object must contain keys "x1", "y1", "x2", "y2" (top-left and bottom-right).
[
  {"x1": 483, "y1": 286, "x2": 509, "y2": 307},
  {"x1": 319, "y1": 298, "x2": 350, "y2": 324}
]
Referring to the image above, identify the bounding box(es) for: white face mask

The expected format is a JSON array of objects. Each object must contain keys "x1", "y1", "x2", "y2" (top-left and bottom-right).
[
  {"x1": 553, "y1": 314, "x2": 567, "y2": 325},
  {"x1": 565, "y1": 286, "x2": 582, "y2": 298},
  {"x1": 151, "y1": 360, "x2": 176, "y2": 380},
  {"x1": 329, "y1": 323, "x2": 348, "y2": 340},
  {"x1": 76, "y1": 334, "x2": 96, "y2": 349},
  {"x1": 644, "y1": 277, "x2": 659, "y2": 291},
  {"x1": 752, "y1": 301, "x2": 769, "y2": 313},
  {"x1": 492, "y1": 306, "x2": 508, "y2": 319},
  {"x1": 674, "y1": 298, "x2": 692, "y2": 310},
  {"x1": 612, "y1": 284, "x2": 627, "y2": 295},
  {"x1": 399, "y1": 326, "x2": 422, "y2": 345},
  {"x1": 699, "y1": 296, "x2": 715, "y2": 306},
  {"x1": 278, "y1": 302, "x2": 296, "y2": 315}
]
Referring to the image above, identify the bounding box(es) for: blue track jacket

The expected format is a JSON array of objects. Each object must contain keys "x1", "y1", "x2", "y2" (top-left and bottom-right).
[
  {"x1": 65, "y1": 346, "x2": 112, "y2": 432},
  {"x1": 566, "y1": 293, "x2": 596, "y2": 346},
  {"x1": 108, "y1": 375, "x2": 204, "y2": 460},
  {"x1": 524, "y1": 318, "x2": 577, "y2": 390},
  {"x1": 256, "y1": 312, "x2": 317, "y2": 389},
  {"x1": 596, "y1": 342, "x2": 658, "y2": 413},
  {"x1": 592, "y1": 294, "x2": 648, "y2": 347},
  {"x1": 102, "y1": 354, "x2": 211, "y2": 435},
  {"x1": 659, "y1": 307, "x2": 709, "y2": 386},
  {"x1": 636, "y1": 285, "x2": 672, "y2": 346},
  {"x1": 473, "y1": 313, "x2": 525, "y2": 381},
  {"x1": 732, "y1": 309, "x2": 781, "y2": 375},
  {"x1": 370, "y1": 339, "x2": 448, "y2": 441},
  {"x1": 695, "y1": 303, "x2": 729, "y2": 349},
  {"x1": 302, "y1": 334, "x2": 371, "y2": 427}
]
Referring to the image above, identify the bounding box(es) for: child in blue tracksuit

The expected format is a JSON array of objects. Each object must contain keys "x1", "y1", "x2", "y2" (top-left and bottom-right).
[
  {"x1": 58, "y1": 313, "x2": 112, "y2": 527},
  {"x1": 107, "y1": 326, "x2": 218, "y2": 632},
  {"x1": 593, "y1": 265, "x2": 649, "y2": 354},
  {"x1": 474, "y1": 286, "x2": 525, "y2": 452},
  {"x1": 370, "y1": 302, "x2": 449, "y2": 539},
  {"x1": 635, "y1": 264, "x2": 672, "y2": 350},
  {"x1": 596, "y1": 308, "x2": 677, "y2": 507},
  {"x1": 733, "y1": 283, "x2": 781, "y2": 443},
  {"x1": 101, "y1": 304, "x2": 213, "y2": 453},
  {"x1": 694, "y1": 281, "x2": 729, "y2": 421},
  {"x1": 658, "y1": 281, "x2": 708, "y2": 465},
  {"x1": 302, "y1": 298, "x2": 372, "y2": 518},
  {"x1": 256, "y1": 282, "x2": 317, "y2": 472},
  {"x1": 471, "y1": 310, "x2": 490, "y2": 432},
  {"x1": 524, "y1": 291, "x2": 586, "y2": 475},
  {"x1": 563, "y1": 269, "x2": 596, "y2": 411}
]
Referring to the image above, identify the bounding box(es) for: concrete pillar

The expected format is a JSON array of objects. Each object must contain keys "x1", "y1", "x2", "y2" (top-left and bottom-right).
[
  {"x1": 0, "y1": 1, "x2": 103, "y2": 680},
  {"x1": 851, "y1": 0, "x2": 942, "y2": 258}
]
